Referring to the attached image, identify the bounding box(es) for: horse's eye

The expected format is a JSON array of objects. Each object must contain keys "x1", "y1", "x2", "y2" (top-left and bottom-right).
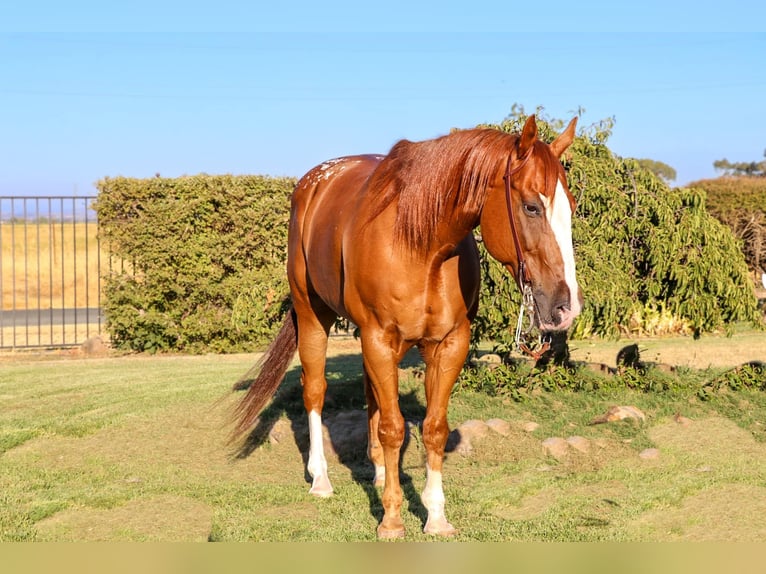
[{"x1": 523, "y1": 203, "x2": 542, "y2": 217}]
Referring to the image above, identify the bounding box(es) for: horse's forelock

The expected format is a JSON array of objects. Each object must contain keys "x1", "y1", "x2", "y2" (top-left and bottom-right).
[{"x1": 532, "y1": 140, "x2": 568, "y2": 201}]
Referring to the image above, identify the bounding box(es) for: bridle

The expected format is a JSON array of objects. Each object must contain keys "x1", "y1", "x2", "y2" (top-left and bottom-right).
[{"x1": 502, "y1": 149, "x2": 551, "y2": 360}]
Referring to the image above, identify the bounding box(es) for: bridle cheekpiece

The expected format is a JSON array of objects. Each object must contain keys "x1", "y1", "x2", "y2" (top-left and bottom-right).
[{"x1": 502, "y1": 149, "x2": 551, "y2": 360}]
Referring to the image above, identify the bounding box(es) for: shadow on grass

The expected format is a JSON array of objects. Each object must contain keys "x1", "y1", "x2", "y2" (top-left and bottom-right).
[{"x1": 233, "y1": 346, "x2": 431, "y2": 528}]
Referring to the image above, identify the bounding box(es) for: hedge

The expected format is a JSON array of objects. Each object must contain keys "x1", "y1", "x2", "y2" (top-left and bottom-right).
[
  {"x1": 95, "y1": 174, "x2": 294, "y2": 352},
  {"x1": 95, "y1": 113, "x2": 762, "y2": 353}
]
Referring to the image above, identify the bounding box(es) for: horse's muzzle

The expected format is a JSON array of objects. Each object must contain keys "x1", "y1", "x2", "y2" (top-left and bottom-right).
[{"x1": 535, "y1": 284, "x2": 582, "y2": 332}]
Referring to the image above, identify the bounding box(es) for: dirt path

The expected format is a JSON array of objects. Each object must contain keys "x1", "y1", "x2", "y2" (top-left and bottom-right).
[{"x1": 326, "y1": 331, "x2": 766, "y2": 370}]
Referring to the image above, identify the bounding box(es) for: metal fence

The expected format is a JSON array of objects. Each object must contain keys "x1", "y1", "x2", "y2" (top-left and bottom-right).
[{"x1": 0, "y1": 196, "x2": 106, "y2": 349}]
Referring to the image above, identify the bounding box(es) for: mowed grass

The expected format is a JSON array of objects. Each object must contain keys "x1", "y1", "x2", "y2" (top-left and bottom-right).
[
  {"x1": 2, "y1": 335, "x2": 766, "y2": 542},
  {"x1": 1, "y1": 221, "x2": 109, "y2": 310}
]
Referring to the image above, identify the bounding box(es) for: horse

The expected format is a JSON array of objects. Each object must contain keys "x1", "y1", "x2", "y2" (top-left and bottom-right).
[{"x1": 231, "y1": 114, "x2": 582, "y2": 538}]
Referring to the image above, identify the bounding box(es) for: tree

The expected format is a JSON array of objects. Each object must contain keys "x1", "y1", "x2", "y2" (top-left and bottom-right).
[
  {"x1": 713, "y1": 150, "x2": 766, "y2": 177},
  {"x1": 636, "y1": 159, "x2": 677, "y2": 182}
]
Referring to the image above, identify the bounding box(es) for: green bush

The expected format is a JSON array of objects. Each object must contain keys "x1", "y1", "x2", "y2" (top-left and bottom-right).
[{"x1": 95, "y1": 174, "x2": 294, "y2": 352}]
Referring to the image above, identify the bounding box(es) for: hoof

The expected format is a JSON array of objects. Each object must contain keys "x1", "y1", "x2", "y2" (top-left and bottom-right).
[
  {"x1": 377, "y1": 522, "x2": 406, "y2": 540},
  {"x1": 309, "y1": 476, "x2": 333, "y2": 498},
  {"x1": 424, "y1": 518, "x2": 458, "y2": 537}
]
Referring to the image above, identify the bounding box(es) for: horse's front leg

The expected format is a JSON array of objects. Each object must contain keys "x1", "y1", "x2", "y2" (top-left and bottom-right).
[
  {"x1": 419, "y1": 322, "x2": 471, "y2": 536},
  {"x1": 361, "y1": 329, "x2": 407, "y2": 539}
]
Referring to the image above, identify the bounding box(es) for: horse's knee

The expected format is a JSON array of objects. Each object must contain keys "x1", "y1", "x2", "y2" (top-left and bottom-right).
[
  {"x1": 378, "y1": 412, "x2": 405, "y2": 448},
  {"x1": 422, "y1": 416, "x2": 449, "y2": 453}
]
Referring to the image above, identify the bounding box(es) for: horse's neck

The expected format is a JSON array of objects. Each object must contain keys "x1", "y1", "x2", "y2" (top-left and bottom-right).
[{"x1": 432, "y1": 208, "x2": 479, "y2": 254}]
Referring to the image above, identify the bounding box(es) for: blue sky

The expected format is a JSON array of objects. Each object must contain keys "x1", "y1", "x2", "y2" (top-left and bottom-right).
[{"x1": 1, "y1": 3, "x2": 765, "y2": 196}]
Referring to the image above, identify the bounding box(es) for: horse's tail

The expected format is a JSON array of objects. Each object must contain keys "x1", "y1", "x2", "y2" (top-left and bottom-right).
[{"x1": 230, "y1": 307, "x2": 298, "y2": 441}]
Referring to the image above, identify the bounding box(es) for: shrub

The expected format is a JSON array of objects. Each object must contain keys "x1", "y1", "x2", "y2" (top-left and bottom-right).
[{"x1": 95, "y1": 174, "x2": 294, "y2": 352}]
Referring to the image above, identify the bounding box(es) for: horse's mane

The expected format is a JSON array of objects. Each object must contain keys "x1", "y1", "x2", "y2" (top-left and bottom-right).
[{"x1": 366, "y1": 128, "x2": 565, "y2": 255}]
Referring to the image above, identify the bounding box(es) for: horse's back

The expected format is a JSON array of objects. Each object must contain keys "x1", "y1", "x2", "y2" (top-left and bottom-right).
[{"x1": 288, "y1": 155, "x2": 383, "y2": 317}]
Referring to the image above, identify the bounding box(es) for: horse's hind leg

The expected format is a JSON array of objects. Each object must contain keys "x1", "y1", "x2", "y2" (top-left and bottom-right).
[
  {"x1": 294, "y1": 299, "x2": 336, "y2": 497},
  {"x1": 419, "y1": 321, "x2": 471, "y2": 536},
  {"x1": 363, "y1": 367, "x2": 386, "y2": 488}
]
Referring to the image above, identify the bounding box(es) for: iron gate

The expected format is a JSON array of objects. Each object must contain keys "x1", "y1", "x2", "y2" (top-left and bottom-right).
[{"x1": 0, "y1": 196, "x2": 106, "y2": 349}]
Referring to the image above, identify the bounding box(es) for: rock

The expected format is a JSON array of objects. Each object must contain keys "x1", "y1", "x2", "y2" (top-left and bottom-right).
[
  {"x1": 268, "y1": 418, "x2": 293, "y2": 445},
  {"x1": 566, "y1": 436, "x2": 591, "y2": 453},
  {"x1": 448, "y1": 419, "x2": 489, "y2": 456},
  {"x1": 674, "y1": 413, "x2": 693, "y2": 426},
  {"x1": 473, "y1": 353, "x2": 502, "y2": 370},
  {"x1": 542, "y1": 437, "x2": 569, "y2": 459},
  {"x1": 486, "y1": 418, "x2": 511, "y2": 436},
  {"x1": 459, "y1": 419, "x2": 490, "y2": 439},
  {"x1": 521, "y1": 421, "x2": 540, "y2": 433},
  {"x1": 589, "y1": 405, "x2": 646, "y2": 425},
  {"x1": 639, "y1": 448, "x2": 660, "y2": 460}
]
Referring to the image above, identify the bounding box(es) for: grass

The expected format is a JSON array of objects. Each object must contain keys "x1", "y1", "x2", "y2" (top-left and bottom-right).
[
  {"x1": 1, "y1": 221, "x2": 109, "y2": 310},
  {"x1": 1, "y1": 334, "x2": 766, "y2": 542}
]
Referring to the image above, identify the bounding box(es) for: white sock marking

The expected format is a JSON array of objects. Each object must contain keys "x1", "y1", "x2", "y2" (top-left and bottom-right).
[
  {"x1": 307, "y1": 410, "x2": 331, "y2": 495},
  {"x1": 422, "y1": 464, "x2": 446, "y2": 521}
]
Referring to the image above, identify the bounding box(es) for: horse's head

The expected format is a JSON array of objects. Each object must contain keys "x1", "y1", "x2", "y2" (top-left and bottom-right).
[{"x1": 480, "y1": 115, "x2": 582, "y2": 332}]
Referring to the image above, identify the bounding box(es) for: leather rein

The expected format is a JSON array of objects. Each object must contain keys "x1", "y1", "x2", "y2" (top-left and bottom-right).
[{"x1": 502, "y1": 150, "x2": 551, "y2": 360}]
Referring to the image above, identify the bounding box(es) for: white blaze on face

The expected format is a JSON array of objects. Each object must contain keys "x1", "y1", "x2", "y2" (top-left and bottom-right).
[{"x1": 540, "y1": 179, "x2": 581, "y2": 317}]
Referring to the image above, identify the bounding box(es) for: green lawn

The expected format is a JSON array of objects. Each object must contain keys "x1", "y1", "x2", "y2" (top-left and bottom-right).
[{"x1": 2, "y1": 343, "x2": 766, "y2": 542}]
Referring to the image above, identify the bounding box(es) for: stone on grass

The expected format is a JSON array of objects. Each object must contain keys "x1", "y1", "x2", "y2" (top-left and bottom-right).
[
  {"x1": 639, "y1": 448, "x2": 660, "y2": 460},
  {"x1": 486, "y1": 418, "x2": 512, "y2": 436},
  {"x1": 268, "y1": 418, "x2": 293, "y2": 445},
  {"x1": 521, "y1": 421, "x2": 540, "y2": 433},
  {"x1": 448, "y1": 419, "x2": 490, "y2": 456},
  {"x1": 590, "y1": 405, "x2": 646, "y2": 425},
  {"x1": 566, "y1": 436, "x2": 591, "y2": 453},
  {"x1": 542, "y1": 437, "x2": 569, "y2": 459}
]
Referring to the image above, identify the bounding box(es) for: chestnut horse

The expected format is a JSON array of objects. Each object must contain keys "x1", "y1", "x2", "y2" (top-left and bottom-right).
[{"x1": 232, "y1": 115, "x2": 581, "y2": 538}]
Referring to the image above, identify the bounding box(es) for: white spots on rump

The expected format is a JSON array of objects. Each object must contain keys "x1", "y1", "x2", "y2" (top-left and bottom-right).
[{"x1": 303, "y1": 155, "x2": 386, "y2": 187}]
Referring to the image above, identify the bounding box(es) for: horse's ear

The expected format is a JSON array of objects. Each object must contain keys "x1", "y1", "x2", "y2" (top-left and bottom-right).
[
  {"x1": 517, "y1": 114, "x2": 538, "y2": 157},
  {"x1": 550, "y1": 117, "x2": 578, "y2": 158}
]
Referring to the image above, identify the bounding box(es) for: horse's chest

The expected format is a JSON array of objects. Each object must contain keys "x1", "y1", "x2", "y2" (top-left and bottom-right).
[{"x1": 390, "y1": 272, "x2": 475, "y2": 342}]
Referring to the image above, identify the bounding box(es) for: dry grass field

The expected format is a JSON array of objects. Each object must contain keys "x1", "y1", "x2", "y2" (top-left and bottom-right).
[{"x1": 1, "y1": 221, "x2": 107, "y2": 311}]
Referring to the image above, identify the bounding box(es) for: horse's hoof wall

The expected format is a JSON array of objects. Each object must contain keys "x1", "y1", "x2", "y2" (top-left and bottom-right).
[
  {"x1": 309, "y1": 476, "x2": 334, "y2": 498},
  {"x1": 377, "y1": 524, "x2": 406, "y2": 540},
  {"x1": 424, "y1": 520, "x2": 458, "y2": 537},
  {"x1": 309, "y1": 488, "x2": 333, "y2": 498}
]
